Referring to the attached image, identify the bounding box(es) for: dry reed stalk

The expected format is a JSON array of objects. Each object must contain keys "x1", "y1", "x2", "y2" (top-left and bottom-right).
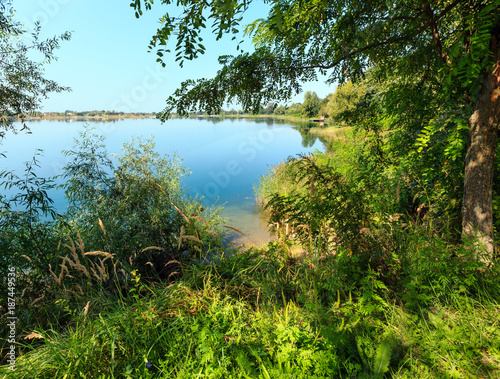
[
  {"x1": 63, "y1": 236, "x2": 78, "y2": 261},
  {"x1": 76, "y1": 232, "x2": 84, "y2": 255},
  {"x1": 32, "y1": 295, "x2": 44, "y2": 305},
  {"x1": 64, "y1": 254, "x2": 89, "y2": 278},
  {"x1": 190, "y1": 216, "x2": 208, "y2": 225},
  {"x1": 75, "y1": 263, "x2": 90, "y2": 278},
  {"x1": 70, "y1": 250, "x2": 81, "y2": 268},
  {"x1": 84, "y1": 251, "x2": 114, "y2": 258},
  {"x1": 174, "y1": 204, "x2": 190, "y2": 223},
  {"x1": 20, "y1": 254, "x2": 32, "y2": 262},
  {"x1": 178, "y1": 226, "x2": 185, "y2": 250},
  {"x1": 61, "y1": 262, "x2": 70, "y2": 276},
  {"x1": 165, "y1": 260, "x2": 180, "y2": 266},
  {"x1": 96, "y1": 258, "x2": 110, "y2": 281},
  {"x1": 98, "y1": 218, "x2": 106, "y2": 236},
  {"x1": 91, "y1": 268, "x2": 101, "y2": 283},
  {"x1": 24, "y1": 332, "x2": 43, "y2": 340},
  {"x1": 83, "y1": 301, "x2": 90, "y2": 317},
  {"x1": 49, "y1": 264, "x2": 63, "y2": 286},
  {"x1": 141, "y1": 246, "x2": 164, "y2": 253},
  {"x1": 75, "y1": 285, "x2": 84, "y2": 295},
  {"x1": 223, "y1": 225, "x2": 245, "y2": 235},
  {"x1": 206, "y1": 230, "x2": 219, "y2": 237},
  {"x1": 60, "y1": 256, "x2": 74, "y2": 269},
  {"x1": 113, "y1": 261, "x2": 119, "y2": 280}
]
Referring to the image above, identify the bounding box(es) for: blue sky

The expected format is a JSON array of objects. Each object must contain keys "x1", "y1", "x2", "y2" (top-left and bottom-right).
[{"x1": 14, "y1": 0, "x2": 336, "y2": 113}]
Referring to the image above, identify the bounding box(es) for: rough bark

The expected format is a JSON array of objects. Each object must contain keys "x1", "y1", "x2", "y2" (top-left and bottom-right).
[{"x1": 462, "y1": 24, "x2": 500, "y2": 262}]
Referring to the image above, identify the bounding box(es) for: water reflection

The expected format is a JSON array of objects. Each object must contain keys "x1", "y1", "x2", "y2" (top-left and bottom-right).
[{"x1": 188, "y1": 116, "x2": 324, "y2": 149}]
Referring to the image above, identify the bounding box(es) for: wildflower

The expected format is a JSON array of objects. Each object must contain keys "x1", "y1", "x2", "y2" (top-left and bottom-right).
[{"x1": 146, "y1": 361, "x2": 153, "y2": 371}]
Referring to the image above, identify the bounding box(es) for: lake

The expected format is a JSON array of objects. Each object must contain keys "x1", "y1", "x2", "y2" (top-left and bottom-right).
[{"x1": 0, "y1": 117, "x2": 326, "y2": 244}]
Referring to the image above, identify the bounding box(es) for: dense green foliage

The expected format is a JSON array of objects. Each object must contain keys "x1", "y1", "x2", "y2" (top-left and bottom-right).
[
  {"x1": 319, "y1": 81, "x2": 368, "y2": 123},
  {"x1": 2, "y1": 206, "x2": 500, "y2": 377},
  {"x1": 61, "y1": 128, "x2": 226, "y2": 274},
  {"x1": 132, "y1": 0, "x2": 497, "y2": 121},
  {"x1": 300, "y1": 91, "x2": 322, "y2": 118},
  {"x1": 0, "y1": 126, "x2": 229, "y2": 339},
  {"x1": 133, "y1": 0, "x2": 500, "y2": 259}
]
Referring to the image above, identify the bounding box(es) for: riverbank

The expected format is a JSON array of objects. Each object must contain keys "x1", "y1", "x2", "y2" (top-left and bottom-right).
[
  {"x1": 18, "y1": 113, "x2": 156, "y2": 122},
  {"x1": 308, "y1": 125, "x2": 351, "y2": 138},
  {"x1": 192, "y1": 113, "x2": 320, "y2": 124},
  {"x1": 19, "y1": 112, "x2": 328, "y2": 126}
]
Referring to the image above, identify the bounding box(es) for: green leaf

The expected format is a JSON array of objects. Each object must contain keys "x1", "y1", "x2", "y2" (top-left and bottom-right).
[{"x1": 373, "y1": 339, "x2": 392, "y2": 377}]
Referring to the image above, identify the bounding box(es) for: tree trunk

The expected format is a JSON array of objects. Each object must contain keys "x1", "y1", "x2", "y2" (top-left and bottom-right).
[{"x1": 462, "y1": 25, "x2": 500, "y2": 262}]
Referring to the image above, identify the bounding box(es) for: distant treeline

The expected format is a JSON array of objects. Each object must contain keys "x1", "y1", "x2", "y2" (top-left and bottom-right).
[
  {"x1": 198, "y1": 85, "x2": 366, "y2": 123},
  {"x1": 17, "y1": 111, "x2": 157, "y2": 120},
  {"x1": 48, "y1": 110, "x2": 155, "y2": 117}
]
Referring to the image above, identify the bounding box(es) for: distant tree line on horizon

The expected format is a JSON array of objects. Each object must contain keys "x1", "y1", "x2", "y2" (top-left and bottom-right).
[
  {"x1": 212, "y1": 82, "x2": 367, "y2": 124},
  {"x1": 21, "y1": 110, "x2": 157, "y2": 118}
]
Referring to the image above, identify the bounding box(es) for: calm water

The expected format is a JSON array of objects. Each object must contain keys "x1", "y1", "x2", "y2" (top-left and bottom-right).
[{"x1": 0, "y1": 118, "x2": 325, "y2": 244}]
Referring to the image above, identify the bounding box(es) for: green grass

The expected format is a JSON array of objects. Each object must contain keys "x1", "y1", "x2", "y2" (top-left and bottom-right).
[
  {"x1": 308, "y1": 125, "x2": 351, "y2": 139},
  {"x1": 2, "y1": 242, "x2": 499, "y2": 378}
]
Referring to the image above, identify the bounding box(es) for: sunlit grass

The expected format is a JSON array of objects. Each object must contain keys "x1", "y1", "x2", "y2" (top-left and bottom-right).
[
  {"x1": 2, "y1": 240, "x2": 499, "y2": 378},
  {"x1": 308, "y1": 125, "x2": 351, "y2": 140}
]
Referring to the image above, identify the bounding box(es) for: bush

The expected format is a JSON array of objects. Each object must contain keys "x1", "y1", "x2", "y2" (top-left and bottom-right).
[{"x1": 62, "y1": 127, "x2": 227, "y2": 278}]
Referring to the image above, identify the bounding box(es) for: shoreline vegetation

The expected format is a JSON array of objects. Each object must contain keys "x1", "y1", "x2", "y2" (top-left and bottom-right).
[
  {"x1": 15, "y1": 111, "x2": 157, "y2": 122},
  {"x1": 2, "y1": 116, "x2": 499, "y2": 378}
]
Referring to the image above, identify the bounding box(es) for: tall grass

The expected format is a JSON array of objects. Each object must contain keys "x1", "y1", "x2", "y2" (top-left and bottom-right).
[{"x1": 2, "y1": 233, "x2": 499, "y2": 378}]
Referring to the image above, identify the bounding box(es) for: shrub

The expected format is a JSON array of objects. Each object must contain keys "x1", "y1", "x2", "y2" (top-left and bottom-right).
[{"x1": 62, "y1": 127, "x2": 227, "y2": 278}]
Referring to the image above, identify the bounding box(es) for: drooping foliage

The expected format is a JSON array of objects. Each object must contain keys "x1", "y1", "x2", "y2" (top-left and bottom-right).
[
  {"x1": 131, "y1": 0, "x2": 495, "y2": 118},
  {"x1": 0, "y1": 0, "x2": 71, "y2": 139}
]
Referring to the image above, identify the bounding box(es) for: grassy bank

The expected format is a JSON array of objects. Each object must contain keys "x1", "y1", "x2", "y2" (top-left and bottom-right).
[
  {"x1": 2, "y1": 238, "x2": 499, "y2": 378},
  {"x1": 308, "y1": 125, "x2": 351, "y2": 139}
]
